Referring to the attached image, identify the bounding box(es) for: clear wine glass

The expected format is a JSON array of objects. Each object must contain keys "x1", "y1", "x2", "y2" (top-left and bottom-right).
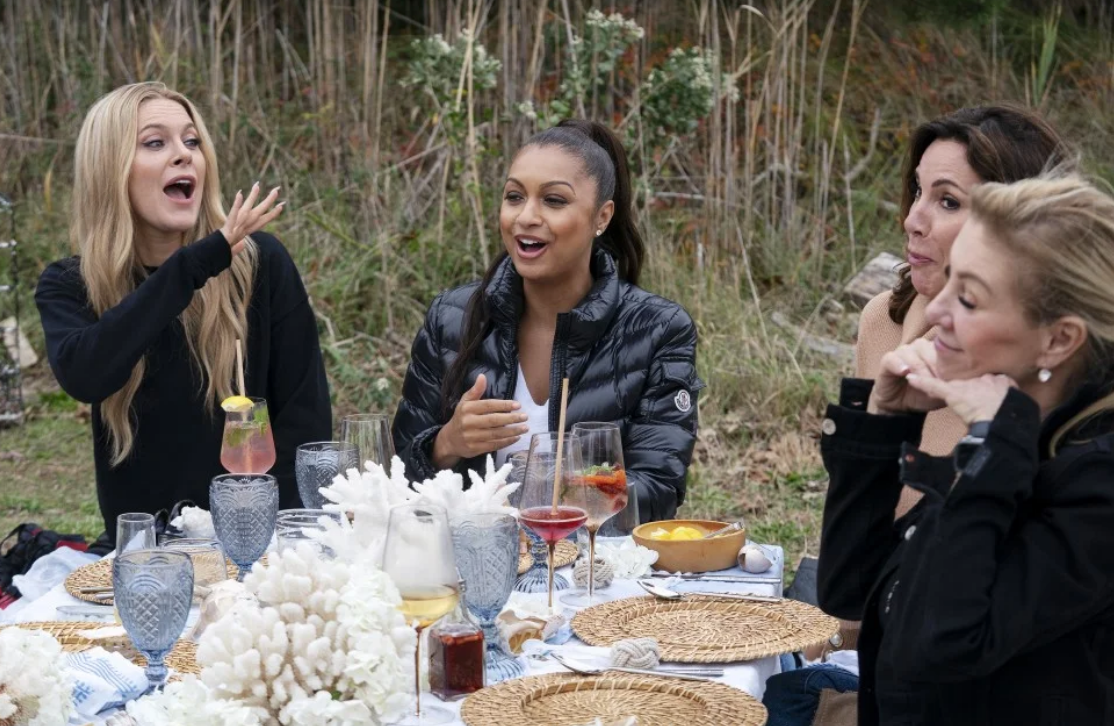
[
  {"x1": 508, "y1": 451, "x2": 567, "y2": 594},
  {"x1": 382, "y1": 503, "x2": 459, "y2": 725},
  {"x1": 341, "y1": 413, "x2": 395, "y2": 472},
  {"x1": 518, "y1": 432, "x2": 587, "y2": 610},
  {"x1": 561, "y1": 423, "x2": 628, "y2": 607}
]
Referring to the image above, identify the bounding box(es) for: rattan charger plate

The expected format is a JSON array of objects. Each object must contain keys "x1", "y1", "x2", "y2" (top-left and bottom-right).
[
  {"x1": 5, "y1": 621, "x2": 199, "y2": 675},
  {"x1": 461, "y1": 671, "x2": 766, "y2": 726},
  {"x1": 65, "y1": 555, "x2": 252, "y2": 604},
  {"x1": 573, "y1": 595, "x2": 839, "y2": 663},
  {"x1": 517, "y1": 539, "x2": 578, "y2": 575}
]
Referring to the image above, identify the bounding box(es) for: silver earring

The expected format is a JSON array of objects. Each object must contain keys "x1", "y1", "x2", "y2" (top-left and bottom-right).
[
  {"x1": 595, "y1": 229, "x2": 603, "y2": 237},
  {"x1": 1038, "y1": 368, "x2": 1052, "y2": 383}
]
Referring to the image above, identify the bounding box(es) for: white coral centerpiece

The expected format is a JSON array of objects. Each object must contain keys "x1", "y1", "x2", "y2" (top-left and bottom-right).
[
  {"x1": 129, "y1": 456, "x2": 520, "y2": 725},
  {"x1": 314, "y1": 455, "x2": 519, "y2": 566},
  {"x1": 0, "y1": 628, "x2": 75, "y2": 726}
]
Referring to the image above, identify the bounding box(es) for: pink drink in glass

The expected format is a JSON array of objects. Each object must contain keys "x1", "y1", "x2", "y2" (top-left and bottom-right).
[{"x1": 220, "y1": 397, "x2": 276, "y2": 473}]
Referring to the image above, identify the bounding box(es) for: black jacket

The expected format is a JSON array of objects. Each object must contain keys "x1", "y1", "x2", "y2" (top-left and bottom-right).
[
  {"x1": 392, "y1": 249, "x2": 704, "y2": 523},
  {"x1": 818, "y1": 378, "x2": 1114, "y2": 726},
  {"x1": 36, "y1": 232, "x2": 331, "y2": 540}
]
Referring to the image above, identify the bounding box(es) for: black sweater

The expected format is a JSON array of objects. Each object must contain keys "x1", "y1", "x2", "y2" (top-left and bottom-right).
[
  {"x1": 35, "y1": 232, "x2": 331, "y2": 542},
  {"x1": 818, "y1": 378, "x2": 1114, "y2": 725}
]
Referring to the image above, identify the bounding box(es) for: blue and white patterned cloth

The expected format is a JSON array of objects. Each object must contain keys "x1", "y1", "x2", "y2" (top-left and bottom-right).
[{"x1": 65, "y1": 647, "x2": 148, "y2": 719}]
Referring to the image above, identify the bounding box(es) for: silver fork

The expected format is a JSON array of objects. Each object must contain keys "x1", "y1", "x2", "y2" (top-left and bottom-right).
[{"x1": 549, "y1": 652, "x2": 722, "y2": 682}]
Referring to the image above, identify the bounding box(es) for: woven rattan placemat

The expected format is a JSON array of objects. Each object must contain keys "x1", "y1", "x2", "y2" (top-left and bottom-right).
[
  {"x1": 518, "y1": 539, "x2": 577, "y2": 575},
  {"x1": 65, "y1": 556, "x2": 244, "y2": 604},
  {"x1": 460, "y1": 672, "x2": 766, "y2": 726},
  {"x1": 573, "y1": 595, "x2": 839, "y2": 663},
  {"x1": 7, "y1": 621, "x2": 199, "y2": 675}
]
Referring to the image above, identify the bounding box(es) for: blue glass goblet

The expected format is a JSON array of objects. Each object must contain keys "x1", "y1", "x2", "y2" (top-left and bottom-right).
[
  {"x1": 210, "y1": 473, "x2": 278, "y2": 581},
  {"x1": 113, "y1": 549, "x2": 194, "y2": 692},
  {"x1": 450, "y1": 513, "x2": 524, "y2": 684}
]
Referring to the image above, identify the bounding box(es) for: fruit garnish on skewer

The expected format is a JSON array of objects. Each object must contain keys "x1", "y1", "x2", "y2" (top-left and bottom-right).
[{"x1": 221, "y1": 395, "x2": 254, "y2": 413}]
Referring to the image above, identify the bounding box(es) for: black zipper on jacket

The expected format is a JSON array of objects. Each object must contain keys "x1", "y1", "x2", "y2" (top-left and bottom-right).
[{"x1": 548, "y1": 312, "x2": 573, "y2": 432}]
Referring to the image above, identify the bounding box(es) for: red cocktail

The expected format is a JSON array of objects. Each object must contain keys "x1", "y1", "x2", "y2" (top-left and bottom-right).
[{"x1": 520, "y1": 506, "x2": 589, "y2": 543}]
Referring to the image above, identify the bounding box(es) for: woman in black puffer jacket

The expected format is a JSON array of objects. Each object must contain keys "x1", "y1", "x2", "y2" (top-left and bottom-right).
[{"x1": 393, "y1": 120, "x2": 703, "y2": 523}]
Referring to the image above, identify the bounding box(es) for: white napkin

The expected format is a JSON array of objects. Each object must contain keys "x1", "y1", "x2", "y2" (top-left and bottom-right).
[
  {"x1": 592, "y1": 539, "x2": 658, "y2": 579},
  {"x1": 65, "y1": 647, "x2": 148, "y2": 718},
  {"x1": 169, "y1": 506, "x2": 216, "y2": 539}
]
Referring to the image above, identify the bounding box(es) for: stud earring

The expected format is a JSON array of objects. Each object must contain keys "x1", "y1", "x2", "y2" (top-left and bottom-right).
[
  {"x1": 595, "y1": 229, "x2": 603, "y2": 237},
  {"x1": 1038, "y1": 368, "x2": 1052, "y2": 383}
]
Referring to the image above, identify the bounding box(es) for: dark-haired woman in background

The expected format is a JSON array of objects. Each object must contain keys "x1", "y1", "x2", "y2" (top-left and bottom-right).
[
  {"x1": 393, "y1": 120, "x2": 703, "y2": 523},
  {"x1": 857, "y1": 104, "x2": 1068, "y2": 518}
]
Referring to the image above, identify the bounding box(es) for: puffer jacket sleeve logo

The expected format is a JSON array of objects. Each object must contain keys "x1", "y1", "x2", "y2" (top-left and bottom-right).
[{"x1": 674, "y1": 390, "x2": 692, "y2": 413}]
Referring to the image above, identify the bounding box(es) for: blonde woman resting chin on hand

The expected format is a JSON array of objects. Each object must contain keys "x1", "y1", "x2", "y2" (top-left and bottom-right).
[
  {"x1": 854, "y1": 104, "x2": 1069, "y2": 519},
  {"x1": 35, "y1": 83, "x2": 331, "y2": 547},
  {"x1": 819, "y1": 173, "x2": 1114, "y2": 726}
]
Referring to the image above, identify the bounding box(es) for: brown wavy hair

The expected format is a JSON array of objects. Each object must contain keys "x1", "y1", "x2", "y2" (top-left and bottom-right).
[{"x1": 889, "y1": 104, "x2": 1069, "y2": 324}]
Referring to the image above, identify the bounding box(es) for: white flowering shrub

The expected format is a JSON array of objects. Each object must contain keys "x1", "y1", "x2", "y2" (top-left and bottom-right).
[
  {"x1": 639, "y1": 47, "x2": 737, "y2": 147},
  {"x1": 403, "y1": 30, "x2": 501, "y2": 150},
  {"x1": 0, "y1": 628, "x2": 75, "y2": 726}
]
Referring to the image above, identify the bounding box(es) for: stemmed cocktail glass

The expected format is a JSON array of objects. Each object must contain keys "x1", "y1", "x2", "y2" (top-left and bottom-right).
[
  {"x1": 561, "y1": 423, "x2": 628, "y2": 607},
  {"x1": 518, "y1": 432, "x2": 588, "y2": 610},
  {"x1": 382, "y1": 503, "x2": 459, "y2": 725}
]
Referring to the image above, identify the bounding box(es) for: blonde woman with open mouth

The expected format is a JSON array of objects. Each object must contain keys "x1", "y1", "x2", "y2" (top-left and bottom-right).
[{"x1": 35, "y1": 83, "x2": 330, "y2": 548}]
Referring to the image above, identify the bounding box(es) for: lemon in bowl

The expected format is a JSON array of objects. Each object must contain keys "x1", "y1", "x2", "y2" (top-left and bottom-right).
[{"x1": 632, "y1": 519, "x2": 746, "y2": 573}]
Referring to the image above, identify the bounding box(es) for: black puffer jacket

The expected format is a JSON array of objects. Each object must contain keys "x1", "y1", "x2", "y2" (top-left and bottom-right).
[{"x1": 393, "y1": 249, "x2": 704, "y2": 523}]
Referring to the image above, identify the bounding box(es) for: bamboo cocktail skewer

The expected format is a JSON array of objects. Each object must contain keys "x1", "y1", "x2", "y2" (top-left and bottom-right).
[{"x1": 547, "y1": 377, "x2": 571, "y2": 609}]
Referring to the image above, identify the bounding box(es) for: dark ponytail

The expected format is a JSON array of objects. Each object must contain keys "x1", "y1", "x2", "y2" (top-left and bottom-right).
[
  {"x1": 550, "y1": 119, "x2": 645, "y2": 285},
  {"x1": 439, "y1": 119, "x2": 645, "y2": 417}
]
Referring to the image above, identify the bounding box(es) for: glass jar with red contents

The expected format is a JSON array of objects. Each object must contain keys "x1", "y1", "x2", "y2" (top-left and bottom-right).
[{"x1": 429, "y1": 581, "x2": 485, "y2": 700}]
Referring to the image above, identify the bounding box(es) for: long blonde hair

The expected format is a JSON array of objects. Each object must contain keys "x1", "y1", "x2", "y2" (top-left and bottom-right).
[
  {"x1": 971, "y1": 173, "x2": 1114, "y2": 454},
  {"x1": 72, "y1": 82, "x2": 257, "y2": 465}
]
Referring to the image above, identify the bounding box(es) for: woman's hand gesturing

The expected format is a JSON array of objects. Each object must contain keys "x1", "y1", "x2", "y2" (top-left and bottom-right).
[
  {"x1": 221, "y1": 182, "x2": 285, "y2": 255},
  {"x1": 431, "y1": 374, "x2": 530, "y2": 469}
]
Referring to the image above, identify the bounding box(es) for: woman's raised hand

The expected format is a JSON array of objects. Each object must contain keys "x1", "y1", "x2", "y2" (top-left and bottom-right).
[
  {"x1": 221, "y1": 182, "x2": 285, "y2": 255},
  {"x1": 431, "y1": 374, "x2": 530, "y2": 469},
  {"x1": 868, "y1": 338, "x2": 946, "y2": 415}
]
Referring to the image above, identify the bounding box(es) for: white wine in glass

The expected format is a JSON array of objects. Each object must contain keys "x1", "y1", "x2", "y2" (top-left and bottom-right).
[{"x1": 382, "y1": 503, "x2": 458, "y2": 725}]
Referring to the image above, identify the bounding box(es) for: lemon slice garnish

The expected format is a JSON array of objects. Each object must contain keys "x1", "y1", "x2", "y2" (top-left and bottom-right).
[{"x1": 221, "y1": 395, "x2": 254, "y2": 412}]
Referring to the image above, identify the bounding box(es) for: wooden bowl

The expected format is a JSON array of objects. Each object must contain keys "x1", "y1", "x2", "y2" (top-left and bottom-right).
[{"x1": 632, "y1": 519, "x2": 746, "y2": 573}]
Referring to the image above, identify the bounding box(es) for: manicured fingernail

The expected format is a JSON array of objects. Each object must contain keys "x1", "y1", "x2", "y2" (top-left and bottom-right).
[
  {"x1": 906, "y1": 373, "x2": 919, "y2": 381},
  {"x1": 899, "y1": 365, "x2": 911, "y2": 376},
  {"x1": 511, "y1": 402, "x2": 521, "y2": 409}
]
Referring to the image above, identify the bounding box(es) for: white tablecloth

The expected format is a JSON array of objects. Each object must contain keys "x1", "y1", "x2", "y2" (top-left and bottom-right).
[{"x1": 3, "y1": 545, "x2": 786, "y2": 724}]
